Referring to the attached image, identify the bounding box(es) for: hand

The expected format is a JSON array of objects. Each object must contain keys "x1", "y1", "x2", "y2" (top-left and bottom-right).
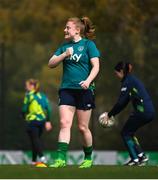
[
  {"x1": 65, "y1": 47, "x2": 73, "y2": 57},
  {"x1": 98, "y1": 112, "x2": 115, "y2": 128},
  {"x1": 79, "y1": 80, "x2": 90, "y2": 89},
  {"x1": 45, "y1": 122, "x2": 52, "y2": 131}
]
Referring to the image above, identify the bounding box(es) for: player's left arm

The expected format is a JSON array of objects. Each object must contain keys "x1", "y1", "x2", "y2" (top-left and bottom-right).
[
  {"x1": 79, "y1": 57, "x2": 100, "y2": 89},
  {"x1": 44, "y1": 97, "x2": 53, "y2": 131}
]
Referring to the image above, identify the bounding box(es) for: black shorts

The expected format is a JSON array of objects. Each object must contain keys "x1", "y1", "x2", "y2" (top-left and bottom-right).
[{"x1": 58, "y1": 89, "x2": 95, "y2": 110}]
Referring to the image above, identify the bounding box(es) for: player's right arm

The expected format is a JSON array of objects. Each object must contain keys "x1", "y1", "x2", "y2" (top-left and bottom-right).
[
  {"x1": 21, "y1": 93, "x2": 30, "y2": 119},
  {"x1": 48, "y1": 48, "x2": 72, "y2": 68},
  {"x1": 48, "y1": 54, "x2": 66, "y2": 68}
]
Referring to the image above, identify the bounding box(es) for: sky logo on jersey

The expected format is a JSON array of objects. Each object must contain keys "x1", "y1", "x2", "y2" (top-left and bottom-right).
[{"x1": 70, "y1": 54, "x2": 82, "y2": 62}]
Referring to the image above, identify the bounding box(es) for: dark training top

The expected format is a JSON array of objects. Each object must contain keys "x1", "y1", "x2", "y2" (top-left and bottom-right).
[{"x1": 108, "y1": 74, "x2": 155, "y2": 117}]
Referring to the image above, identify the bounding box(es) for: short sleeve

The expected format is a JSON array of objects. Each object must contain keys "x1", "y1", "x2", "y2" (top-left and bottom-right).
[
  {"x1": 87, "y1": 41, "x2": 100, "y2": 59},
  {"x1": 23, "y1": 93, "x2": 29, "y2": 104},
  {"x1": 54, "y1": 47, "x2": 63, "y2": 56}
]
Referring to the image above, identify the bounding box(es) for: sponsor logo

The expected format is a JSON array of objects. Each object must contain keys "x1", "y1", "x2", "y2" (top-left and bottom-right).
[
  {"x1": 70, "y1": 54, "x2": 82, "y2": 62},
  {"x1": 87, "y1": 104, "x2": 92, "y2": 107},
  {"x1": 121, "y1": 87, "x2": 127, "y2": 92}
]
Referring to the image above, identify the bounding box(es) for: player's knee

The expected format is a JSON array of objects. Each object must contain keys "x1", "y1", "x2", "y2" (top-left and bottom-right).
[
  {"x1": 78, "y1": 124, "x2": 88, "y2": 133},
  {"x1": 60, "y1": 119, "x2": 71, "y2": 129},
  {"x1": 121, "y1": 130, "x2": 133, "y2": 140}
]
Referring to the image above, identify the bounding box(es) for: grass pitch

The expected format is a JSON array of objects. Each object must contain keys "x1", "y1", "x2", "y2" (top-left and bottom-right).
[{"x1": 0, "y1": 165, "x2": 158, "y2": 179}]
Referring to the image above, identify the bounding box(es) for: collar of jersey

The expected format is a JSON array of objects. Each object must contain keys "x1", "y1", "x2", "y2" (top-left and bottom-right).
[
  {"x1": 71, "y1": 38, "x2": 82, "y2": 43},
  {"x1": 29, "y1": 90, "x2": 36, "y2": 95}
]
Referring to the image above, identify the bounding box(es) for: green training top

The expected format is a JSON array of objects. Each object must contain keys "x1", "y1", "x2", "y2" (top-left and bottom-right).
[
  {"x1": 54, "y1": 38, "x2": 100, "y2": 89},
  {"x1": 22, "y1": 90, "x2": 52, "y2": 122}
]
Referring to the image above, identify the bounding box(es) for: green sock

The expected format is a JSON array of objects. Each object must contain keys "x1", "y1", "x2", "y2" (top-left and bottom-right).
[
  {"x1": 57, "y1": 142, "x2": 68, "y2": 161},
  {"x1": 83, "y1": 146, "x2": 93, "y2": 160}
]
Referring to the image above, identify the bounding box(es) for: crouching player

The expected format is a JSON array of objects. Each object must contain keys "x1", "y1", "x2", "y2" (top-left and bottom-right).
[{"x1": 106, "y1": 61, "x2": 155, "y2": 166}]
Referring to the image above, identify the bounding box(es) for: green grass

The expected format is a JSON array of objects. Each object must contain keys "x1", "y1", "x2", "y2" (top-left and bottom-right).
[{"x1": 0, "y1": 165, "x2": 158, "y2": 179}]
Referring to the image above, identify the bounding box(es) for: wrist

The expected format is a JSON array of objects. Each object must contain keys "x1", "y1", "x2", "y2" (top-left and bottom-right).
[
  {"x1": 62, "y1": 52, "x2": 67, "y2": 58},
  {"x1": 85, "y1": 78, "x2": 91, "y2": 85},
  {"x1": 107, "y1": 112, "x2": 111, "y2": 118}
]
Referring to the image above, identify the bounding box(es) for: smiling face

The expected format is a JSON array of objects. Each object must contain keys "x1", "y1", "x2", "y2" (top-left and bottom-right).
[{"x1": 64, "y1": 21, "x2": 80, "y2": 40}]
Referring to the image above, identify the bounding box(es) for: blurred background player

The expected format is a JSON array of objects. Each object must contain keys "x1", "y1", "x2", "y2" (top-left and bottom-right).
[
  {"x1": 22, "y1": 78, "x2": 52, "y2": 166},
  {"x1": 48, "y1": 16, "x2": 100, "y2": 168},
  {"x1": 106, "y1": 61, "x2": 155, "y2": 166}
]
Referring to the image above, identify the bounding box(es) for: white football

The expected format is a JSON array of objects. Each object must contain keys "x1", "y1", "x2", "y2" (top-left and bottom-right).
[{"x1": 98, "y1": 112, "x2": 115, "y2": 128}]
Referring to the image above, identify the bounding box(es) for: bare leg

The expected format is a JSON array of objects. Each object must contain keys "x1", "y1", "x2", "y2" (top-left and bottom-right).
[
  {"x1": 58, "y1": 105, "x2": 76, "y2": 143},
  {"x1": 76, "y1": 109, "x2": 92, "y2": 147}
]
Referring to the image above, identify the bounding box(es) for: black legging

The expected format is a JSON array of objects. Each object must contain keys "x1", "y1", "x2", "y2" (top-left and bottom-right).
[
  {"x1": 121, "y1": 112, "x2": 154, "y2": 159},
  {"x1": 27, "y1": 120, "x2": 45, "y2": 162}
]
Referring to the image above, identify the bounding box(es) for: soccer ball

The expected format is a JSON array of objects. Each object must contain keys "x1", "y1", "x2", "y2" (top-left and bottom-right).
[{"x1": 98, "y1": 112, "x2": 115, "y2": 128}]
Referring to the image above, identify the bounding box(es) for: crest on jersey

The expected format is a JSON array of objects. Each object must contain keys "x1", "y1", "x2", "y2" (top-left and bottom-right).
[{"x1": 78, "y1": 46, "x2": 84, "y2": 51}]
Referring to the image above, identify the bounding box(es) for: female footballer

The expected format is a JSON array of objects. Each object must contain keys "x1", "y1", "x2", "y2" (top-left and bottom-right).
[
  {"x1": 107, "y1": 61, "x2": 155, "y2": 166},
  {"x1": 48, "y1": 16, "x2": 100, "y2": 168},
  {"x1": 22, "y1": 79, "x2": 52, "y2": 166}
]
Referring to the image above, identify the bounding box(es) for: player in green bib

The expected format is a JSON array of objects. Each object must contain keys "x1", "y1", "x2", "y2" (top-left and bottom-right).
[
  {"x1": 22, "y1": 79, "x2": 52, "y2": 166},
  {"x1": 48, "y1": 16, "x2": 100, "y2": 168}
]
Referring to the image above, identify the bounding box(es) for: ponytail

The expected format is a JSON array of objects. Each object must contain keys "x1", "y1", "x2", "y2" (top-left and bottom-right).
[
  {"x1": 128, "y1": 63, "x2": 133, "y2": 73},
  {"x1": 114, "y1": 61, "x2": 133, "y2": 76},
  {"x1": 80, "y1": 16, "x2": 95, "y2": 40}
]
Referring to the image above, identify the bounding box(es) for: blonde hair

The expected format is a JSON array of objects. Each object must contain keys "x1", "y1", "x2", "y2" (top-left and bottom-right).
[
  {"x1": 68, "y1": 16, "x2": 95, "y2": 40},
  {"x1": 26, "y1": 78, "x2": 40, "y2": 92}
]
